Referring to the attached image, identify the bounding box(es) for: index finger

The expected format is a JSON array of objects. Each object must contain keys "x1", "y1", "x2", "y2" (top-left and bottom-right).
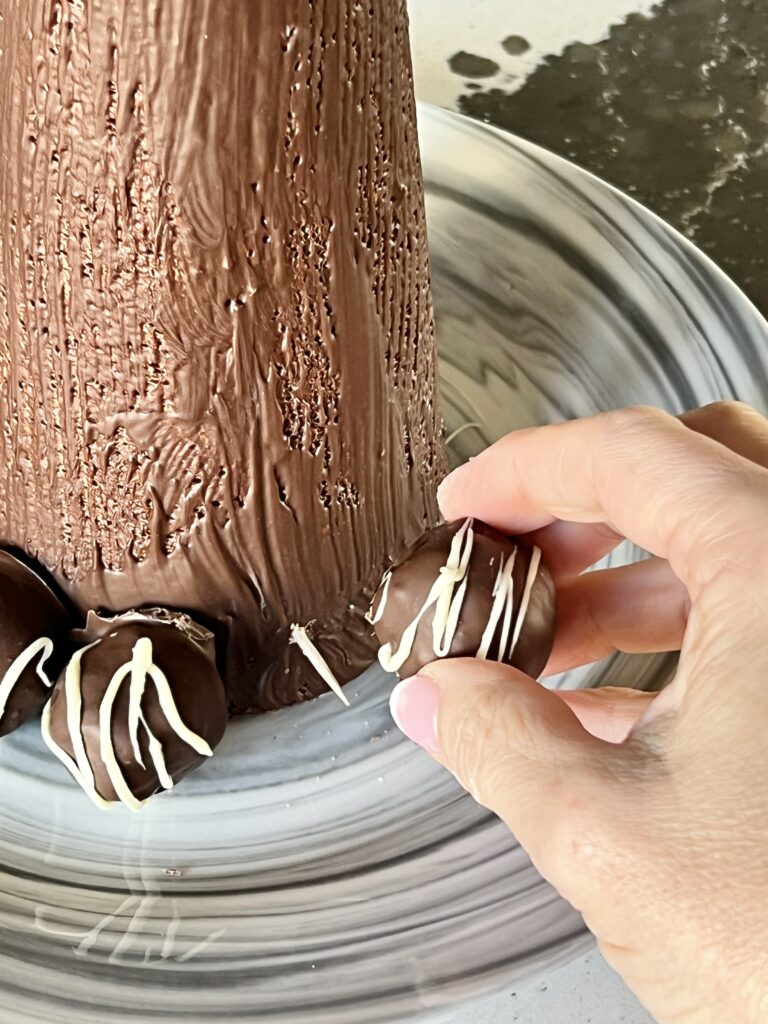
[{"x1": 437, "y1": 406, "x2": 768, "y2": 597}]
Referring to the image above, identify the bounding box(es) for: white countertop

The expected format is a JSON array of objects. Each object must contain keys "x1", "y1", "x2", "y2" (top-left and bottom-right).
[{"x1": 408, "y1": 0, "x2": 657, "y2": 110}]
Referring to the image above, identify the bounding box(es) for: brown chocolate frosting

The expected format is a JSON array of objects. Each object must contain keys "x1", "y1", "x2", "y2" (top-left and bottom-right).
[{"x1": 0, "y1": 1, "x2": 444, "y2": 713}]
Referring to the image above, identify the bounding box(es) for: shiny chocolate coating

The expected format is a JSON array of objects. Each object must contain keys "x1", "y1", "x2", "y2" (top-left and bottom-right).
[
  {"x1": 371, "y1": 521, "x2": 556, "y2": 679},
  {"x1": 0, "y1": 551, "x2": 72, "y2": 737},
  {"x1": 0, "y1": 0, "x2": 443, "y2": 715},
  {"x1": 46, "y1": 613, "x2": 228, "y2": 804}
]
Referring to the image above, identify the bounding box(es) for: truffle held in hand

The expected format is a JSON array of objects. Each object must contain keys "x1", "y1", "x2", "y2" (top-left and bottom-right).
[
  {"x1": 0, "y1": 551, "x2": 72, "y2": 737},
  {"x1": 369, "y1": 519, "x2": 556, "y2": 679},
  {"x1": 42, "y1": 611, "x2": 228, "y2": 811}
]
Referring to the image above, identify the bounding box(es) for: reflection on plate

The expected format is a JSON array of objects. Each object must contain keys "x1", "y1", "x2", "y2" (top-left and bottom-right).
[{"x1": 0, "y1": 107, "x2": 766, "y2": 1024}]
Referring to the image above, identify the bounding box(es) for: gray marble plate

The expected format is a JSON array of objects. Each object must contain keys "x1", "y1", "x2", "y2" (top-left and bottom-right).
[{"x1": 0, "y1": 106, "x2": 766, "y2": 1024}]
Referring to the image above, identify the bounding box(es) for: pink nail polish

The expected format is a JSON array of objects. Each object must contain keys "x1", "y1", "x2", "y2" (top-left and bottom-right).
[{"x1": 390, "y1": 675, "x2": 442, "y2": 757}]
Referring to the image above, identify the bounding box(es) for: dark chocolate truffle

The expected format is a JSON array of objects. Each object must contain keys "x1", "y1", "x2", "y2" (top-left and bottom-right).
[
  {"x1": 0, "y1": 551, "x2": 72, "y2": 737},
  {"x1": 369, "y1": 520, "x2": 556, "y2": 679},
  {"x1": 42, "y1": 611, "x2": 228, "y2": 810}
]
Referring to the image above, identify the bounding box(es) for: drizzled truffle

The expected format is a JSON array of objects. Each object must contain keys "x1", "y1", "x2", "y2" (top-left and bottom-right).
[
  {"x1": 42, "y1": 611, "x2": 228, "y2": 810},
  {"x1": 0, "y1": 551, "x2": 72, "y2": 737},
  {"x1": 370, "y1": 519, "x2": 556, "y2": 679}
]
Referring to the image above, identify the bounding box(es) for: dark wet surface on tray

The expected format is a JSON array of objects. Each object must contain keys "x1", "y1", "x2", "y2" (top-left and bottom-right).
[
  {"x1": 453, "y1": 0, "x2": 768, "y2": 320},
  {"x1": 448, "y1": 51, "x2": 501, "y2": 78}
]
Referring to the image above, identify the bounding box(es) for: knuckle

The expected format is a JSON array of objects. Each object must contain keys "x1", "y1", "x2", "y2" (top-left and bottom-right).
[
  {"x1": 695, "y1": 399, "x2": 756, "y2": 425},
  {"x1": 603, "y1": 405, "x2": 671, "y2": 439},
  {"x1": 681, "y1": 402, "x2": 768, "y2": 465}
]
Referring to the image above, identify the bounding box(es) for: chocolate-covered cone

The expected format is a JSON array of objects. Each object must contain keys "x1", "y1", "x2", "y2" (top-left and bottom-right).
[
  {"x1": 0, "y1": 0, "x2": 443, "y2": 715},
  {"x1": 371, "y1": 522, "x2": 556, "y2": 679},
  {"x1": 0, "y1": 551, "x2": 72, "y2": 737},
  {"x1": 47, "y1": 615, "x2": 227, "y2": 804}
]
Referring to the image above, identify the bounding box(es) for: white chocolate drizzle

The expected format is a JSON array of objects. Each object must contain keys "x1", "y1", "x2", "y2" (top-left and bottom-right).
[
  {"x1": 0, "y1": 636, "x2": 54, "y2": 723},
  {"x1": 41, "y1": 637, "x2": 213, "y2": 812},
  {"x1": 509, "y1": 545, "x2": 542, "y2": 659},
  {"x1": 41, "y1": 642, "x2": 111, "y2": 810},
  {"x1": 366, "y1": 570, "x2": 393, "y2": 625},
  {"x1": 376, "y1": 518, "x2": 543, "y2": 673},
  {"x1": 477, "y1": 550, "x2": 517, "y2": 661},
  {"x1": 378, "y1": 518, "x2": 475, "y2": 673},
  {"x1": 290, "y1": 624, "x2": 351, "y2": 707}
]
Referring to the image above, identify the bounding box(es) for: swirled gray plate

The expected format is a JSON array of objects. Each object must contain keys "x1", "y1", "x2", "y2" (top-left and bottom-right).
[{"x1": 1, "y1": 106, "x2": 766, "y2": 1024}]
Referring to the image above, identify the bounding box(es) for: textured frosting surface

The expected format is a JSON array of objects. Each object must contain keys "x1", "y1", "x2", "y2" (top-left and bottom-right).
[{"x1": 0, "y1": 0, "x2": 444, "y2": 713}]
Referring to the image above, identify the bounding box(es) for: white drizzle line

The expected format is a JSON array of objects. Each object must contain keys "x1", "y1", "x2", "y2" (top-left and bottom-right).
[
  {"x1": 378, "y1": 519, "x2": 475, "y2": 673},
  {"x1": 477, "y1": 550, "x2": 517, "y2": 661},
  {"x1": 41, "y1": 642, "x2": 112, "y2": 811},
  {"x1": 128, "y1": 637, "x2": 149, "y2": 767},
  {"x1": 141, "y1": 710, "x2": 174, "y2": 790},
  {"x1": 147, "y1": 657, "x2": 214, "y2": 757},
  {"x1": 290, "y1": 624, "x2": 350, "y2": 707},
  {"x1": 99, "y1": 655, "x2": 149, "y2": 812},
  {"x1": 433, "y1": 519, "x2": 473, "y2": 656},
  {"x1": 375, "y1": 520, "x2": 544, "y2": 672},
  {"x1": 0, "y1": 637, "x2": 55, "y2": 721},
  {"x1": 42, "y1": 637, "x2": 213, "y2": 812},
  {"x1": 496, "y1": 554, "x2": 518, "y2": 661},
  {"x1": 509, "y1": 546, "x2": 542, "y2": 658},
  {"x1": 68, "y1": 641, "x2": 103, "y2": 802},
  {"x1": 366, "y1": 570, "x2": 393, "y2": 625}
]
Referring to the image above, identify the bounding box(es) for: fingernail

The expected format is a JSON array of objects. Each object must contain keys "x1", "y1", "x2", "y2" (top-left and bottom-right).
[
  {"x1": 390, "y1": 675, "x2": 442, "y2": 757},
  {"x1": 437, "y1": 463, "x2": 471, "y2": 513}
]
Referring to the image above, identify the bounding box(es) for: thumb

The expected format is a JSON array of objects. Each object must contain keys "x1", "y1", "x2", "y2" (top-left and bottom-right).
[{"x1": 389, "y1": 659, "x2": 642, "y2": 902}]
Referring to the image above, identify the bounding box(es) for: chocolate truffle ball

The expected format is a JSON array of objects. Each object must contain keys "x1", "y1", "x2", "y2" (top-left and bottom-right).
[
  {"x1": 370, "y1": 520, "x2": 556, "y2": 679},
  {"x1": 42, "y1": 611, "x2": 228, "y2": 810},
  {"x1": 0, "y1": 551, "x2": 72, "y2": 737}
]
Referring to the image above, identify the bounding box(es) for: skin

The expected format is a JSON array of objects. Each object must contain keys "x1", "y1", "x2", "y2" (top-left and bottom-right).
[{"x1": 390, "y1": 402, "x2": 768, "y2": 1024}]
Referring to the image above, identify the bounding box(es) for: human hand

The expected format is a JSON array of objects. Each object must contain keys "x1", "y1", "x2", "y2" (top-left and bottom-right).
[{"x1": 389, "y1": 403, "x2": 768, "y2": 1024}]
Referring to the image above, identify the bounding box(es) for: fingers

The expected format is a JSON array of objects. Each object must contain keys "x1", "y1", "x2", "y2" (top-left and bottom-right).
[
  {"x1": 555, "y1": 687, "x2": 657, "y2": 744},
  {"x1": 525, "y1": 519, "x2": 624, "y2": 580},
  {"x1": 533, "y1": 404, "x2": 768, "y2": 579},
  {"x1": 389, "y1": 659, "x2": 650, "y2": 910},
  {"x1": 390, "y1": 659, "x2": 612, "y2": 862},
  {"x1": 681, "y1": 401, "x2": 768, "y2": 470},
  {"x1": 437, "y1": 406, "x2": 768, "y2": 597},
  {"x1": 545, "y1": 557, "x2": 690, "y2": 675},
  {"x1": 443, "y1": 403, "x2": 768, "y2": 582}
]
